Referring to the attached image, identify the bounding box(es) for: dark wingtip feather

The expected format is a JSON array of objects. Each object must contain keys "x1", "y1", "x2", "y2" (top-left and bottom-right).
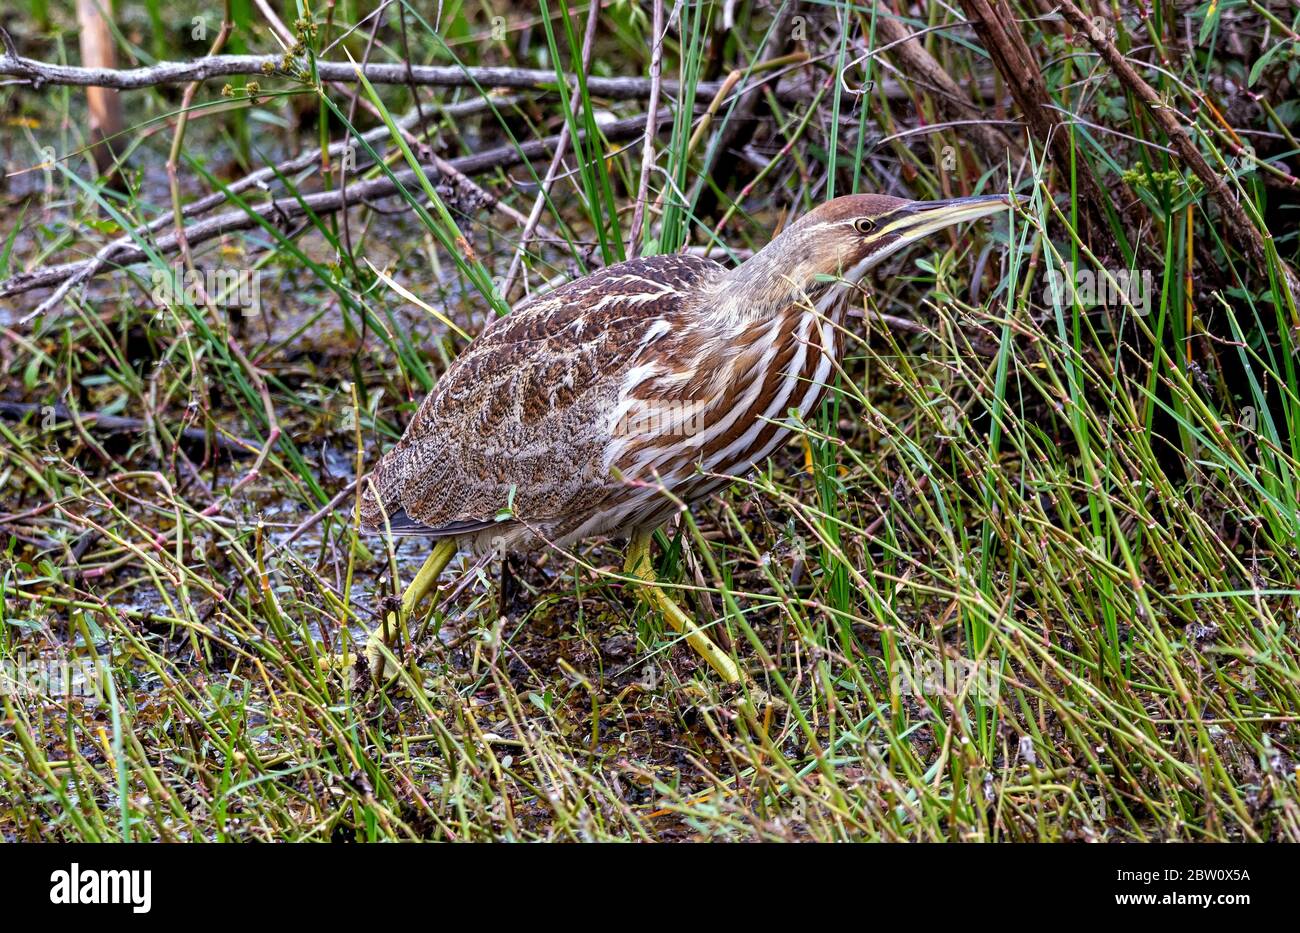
[{"x1": 367, "y1": 508, "x2": 501, "y2": 539}]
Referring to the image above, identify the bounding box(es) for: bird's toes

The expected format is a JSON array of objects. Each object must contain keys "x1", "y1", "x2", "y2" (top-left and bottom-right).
[{"x1": 365, "y1": 638, "x2": 400, "y2": 685}]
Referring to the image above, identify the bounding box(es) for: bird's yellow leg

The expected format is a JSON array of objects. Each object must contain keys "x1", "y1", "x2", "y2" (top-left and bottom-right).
[
  {"x1": 328, "y1": 539, "x2": 457, "y2": 681},
  {"x1": 624, "y1": 529, "x2": 740, "y2": 684},
  {"x1": 801, "y1": 435, "x2": 816, "y2": 476}
]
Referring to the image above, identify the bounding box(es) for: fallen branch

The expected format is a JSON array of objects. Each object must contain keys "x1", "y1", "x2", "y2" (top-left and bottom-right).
[
  {"x1": 15, "y1": 98, "x2": 508, "y2": 317},
  {"x1": 0, "y1": 47, "x2": 813, "y2": 102},
  {"x1": 0, "y1": 110, "x2": 669, "y2": 304},
  {"x1": 0, "y1": 41, "x2": 943, "y2": 104}
]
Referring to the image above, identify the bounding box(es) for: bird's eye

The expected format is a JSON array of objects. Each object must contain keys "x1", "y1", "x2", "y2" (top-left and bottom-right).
[{"x1": 854, "y1": 218, "x2": 876, "y2": 235}]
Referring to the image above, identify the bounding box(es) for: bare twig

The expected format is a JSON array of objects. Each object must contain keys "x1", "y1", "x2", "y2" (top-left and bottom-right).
[
  {"x1": 628, "y1": 0, "x2": 666, "y2": 257},
  {"x1": 250, "y1": 0, "x2": 296, "y2": 47},
  {"x1": 272, "y1": 477, "x2": 361, "y2": 552}
]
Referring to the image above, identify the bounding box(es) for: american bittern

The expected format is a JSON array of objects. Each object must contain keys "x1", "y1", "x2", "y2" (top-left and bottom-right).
[{"x1": 349, "y1": 193, "x2": 1011, "y2": 684}]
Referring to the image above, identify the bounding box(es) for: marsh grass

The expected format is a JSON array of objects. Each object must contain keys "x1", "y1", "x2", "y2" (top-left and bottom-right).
[{"x1": 1, "y1": 1, "x2": 1299, "y2": 841}]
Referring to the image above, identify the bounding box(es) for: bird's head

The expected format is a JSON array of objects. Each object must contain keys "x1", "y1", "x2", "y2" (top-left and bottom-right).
[{"x1": 720, "y1": 192, "x2": 1012, "y2": 317}]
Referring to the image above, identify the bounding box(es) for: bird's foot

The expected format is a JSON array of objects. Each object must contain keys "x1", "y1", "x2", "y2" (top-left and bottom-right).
[
  {"x1": 363, "y1": 626, "x2": 403, "y2": 683},
  {"x1": 317, "y1": 623, "x2": 404, "y2": 693},
  {"x1": 316, "y1": 645, "x2": 373, "y2": 681}
]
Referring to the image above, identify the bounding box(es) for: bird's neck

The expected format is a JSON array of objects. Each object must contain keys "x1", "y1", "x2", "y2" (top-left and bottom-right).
[{"x1": 712, "y1": 249, "x2": 861, "y2": 326}]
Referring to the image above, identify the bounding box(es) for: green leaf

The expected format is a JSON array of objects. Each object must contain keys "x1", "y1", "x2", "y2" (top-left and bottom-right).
[{"x1": 1249, "y1": 40, "x2": 1288, "y2": 86}]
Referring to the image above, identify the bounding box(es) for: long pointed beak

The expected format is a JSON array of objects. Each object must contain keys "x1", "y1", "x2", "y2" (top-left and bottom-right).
[{"x1": 884, "y1": 193, "x2": 1014, "y2": 242}]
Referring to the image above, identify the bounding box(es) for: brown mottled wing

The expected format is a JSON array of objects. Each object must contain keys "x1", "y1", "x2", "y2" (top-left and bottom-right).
[{"x1": 359, "y1": 254, "x2": 725, "y2": 536}]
